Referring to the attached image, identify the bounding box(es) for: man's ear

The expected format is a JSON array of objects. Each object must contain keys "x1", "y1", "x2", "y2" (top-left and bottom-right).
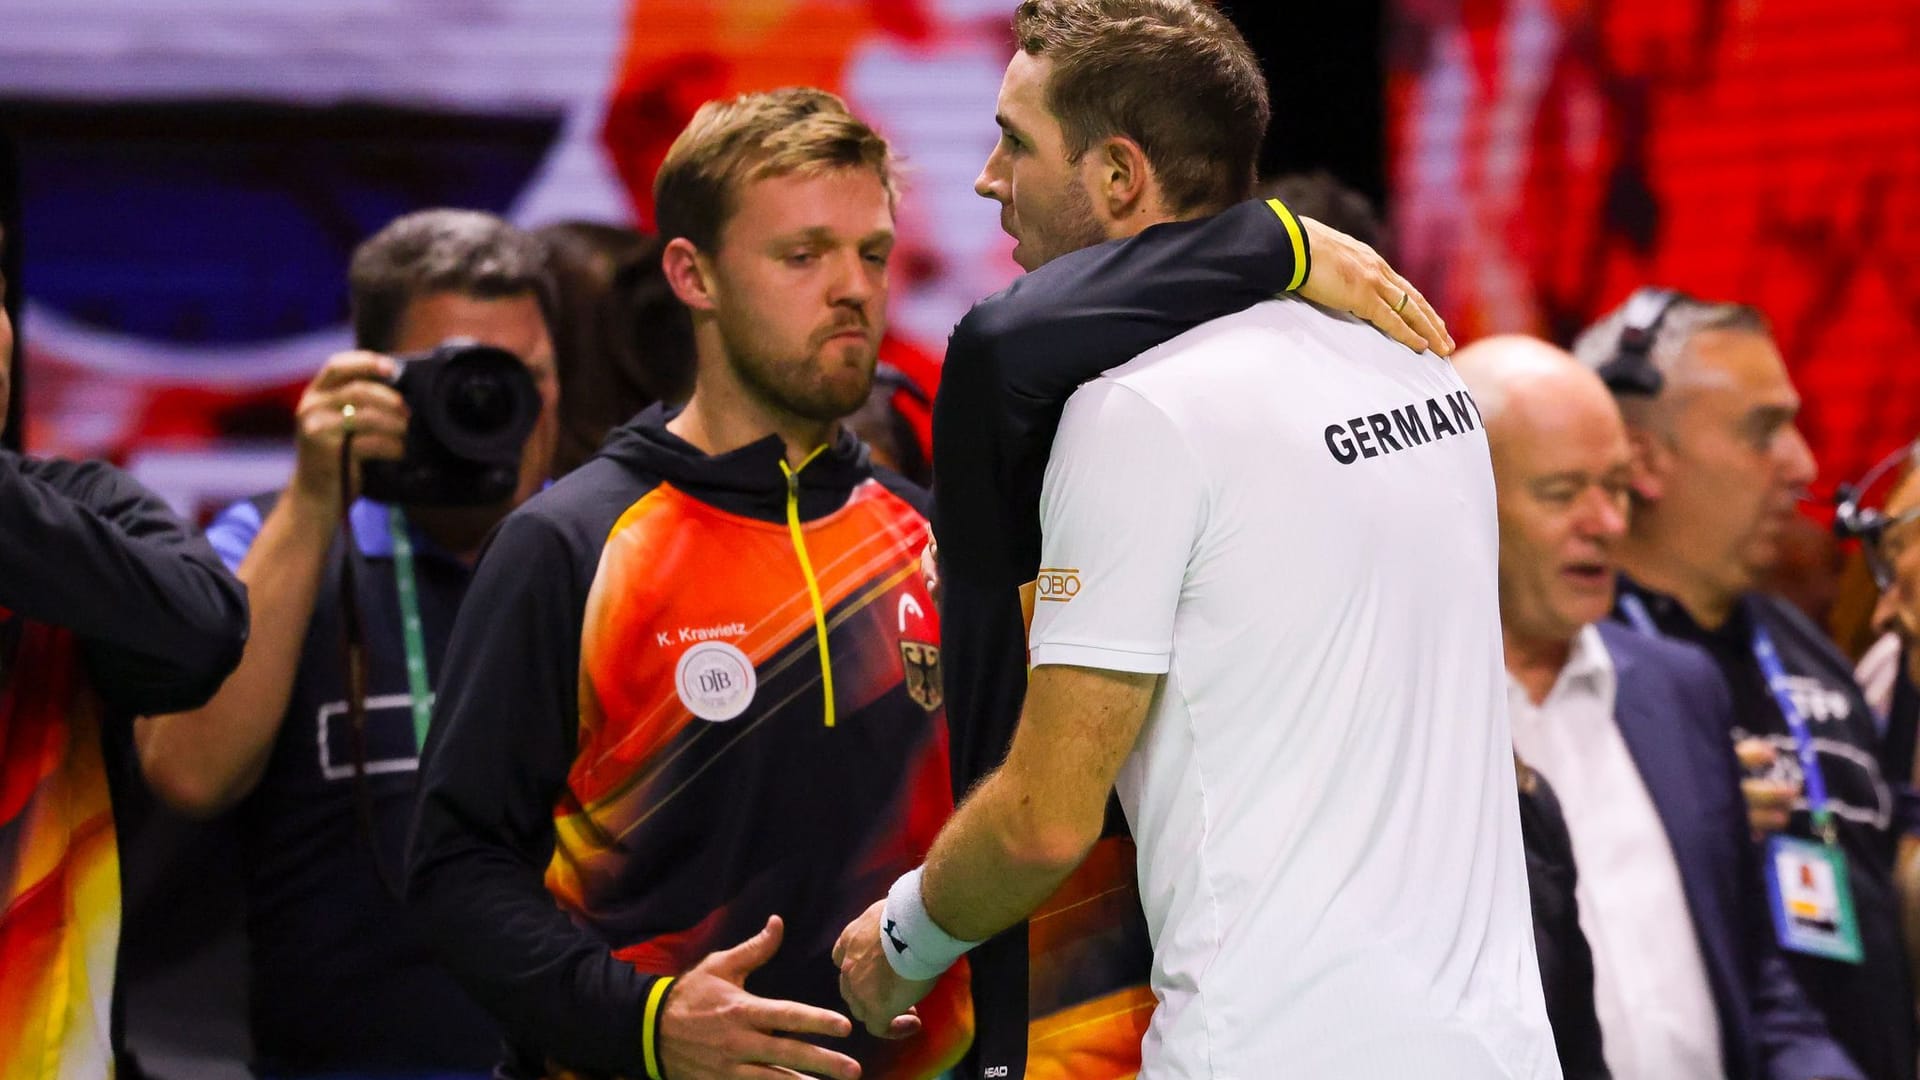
[
  {"x1": 1088, "y1": 135, "x2": 1155, "y2": 223},
  {"x1": 1626, "y1": 426, "x2": 1668, "y2": 503},
  {"x1": 662, "y1": 237, "x2": 719, "y2": 313}
]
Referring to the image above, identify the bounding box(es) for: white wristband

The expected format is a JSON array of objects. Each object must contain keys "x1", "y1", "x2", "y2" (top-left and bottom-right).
[{"x1": 880, "y1": 866, "x2": 981, "y2": 981}]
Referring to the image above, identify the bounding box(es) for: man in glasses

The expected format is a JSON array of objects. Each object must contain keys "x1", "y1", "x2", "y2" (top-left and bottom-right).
[
  {"x1": 1843, "y1": 452, "x2": 1920, "y2": 1010},
  {"x1": 1575, "y1": 290, "x2": 1916, "y2": 1080}
]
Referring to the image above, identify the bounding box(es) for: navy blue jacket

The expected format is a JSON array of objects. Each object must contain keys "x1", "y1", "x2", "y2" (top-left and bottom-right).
[{"x1": 1596, "y1": 621, "x2": 1861, "y2": 1080}]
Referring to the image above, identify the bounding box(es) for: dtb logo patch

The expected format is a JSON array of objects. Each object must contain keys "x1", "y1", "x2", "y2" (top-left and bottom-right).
[
  {"x1": 675, "y1": 641, "x2": 757, "y2": 722},
  {"x1": 1035, "y1": 567, "x2": 1081, "y2": 603},
  {"x1": 899, "y1": 640, "x2": 943, "y2": 712}
]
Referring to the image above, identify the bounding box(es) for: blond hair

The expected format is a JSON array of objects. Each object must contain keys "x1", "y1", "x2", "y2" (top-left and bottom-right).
[{"x1": 653, "y1": 87, "x2": 898, "y2": 251}]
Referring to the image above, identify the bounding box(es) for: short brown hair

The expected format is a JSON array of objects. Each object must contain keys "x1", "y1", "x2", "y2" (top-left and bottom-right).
[
  {"x1": 1015, "y1": 0, "x2": 1269, "y2": 214},
  {"x1": 652, "y1": 87, "x2": 898, "y2": 252},
  {"x1": 348, "y1": 209, "x2": 554, "y2": 353}
]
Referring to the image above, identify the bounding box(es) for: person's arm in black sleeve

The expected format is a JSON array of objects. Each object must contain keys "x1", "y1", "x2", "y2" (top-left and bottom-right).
[
  {"x1": 0, "y1": 452, "x2": 248, "y2": 715},
  {"x1": 965, "y1": 197, "x2": 1449, "y2": 415},
  {"x1": 407, "y1": 510, "x2": 664, "y2": 1075}
]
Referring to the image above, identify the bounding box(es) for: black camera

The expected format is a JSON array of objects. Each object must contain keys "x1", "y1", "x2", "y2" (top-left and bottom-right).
[{"x1": 360, "y1": 340, "x2": 540, "y2": 506}]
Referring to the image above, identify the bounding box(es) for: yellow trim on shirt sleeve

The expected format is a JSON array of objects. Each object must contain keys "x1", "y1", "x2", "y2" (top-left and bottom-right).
[
  {"x1": 1266, "y1": 197, "x2": 1310, "y2": 292},
  {"x1": 643, "y1": 975, "x2": 676, "y2": 1079}
]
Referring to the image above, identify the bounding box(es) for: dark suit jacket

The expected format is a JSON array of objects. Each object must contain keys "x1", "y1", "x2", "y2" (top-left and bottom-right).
[{"x1": 1597, "y1": 621, "x2": 1862, "y2": 1080}]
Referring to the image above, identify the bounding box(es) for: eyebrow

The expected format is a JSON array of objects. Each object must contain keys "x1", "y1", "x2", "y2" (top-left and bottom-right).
[
  {"x1": 772, "y1": 226, "x2": 895, "y2": 247},
  {"x1": 994, "y1": 113, "x2": 1028, "y2": 141}
]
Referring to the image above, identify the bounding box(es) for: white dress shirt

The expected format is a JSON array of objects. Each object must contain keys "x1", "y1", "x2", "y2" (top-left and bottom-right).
[{"x1": 1508, "y1": 624, "x2": 1725, "y2": 1080}]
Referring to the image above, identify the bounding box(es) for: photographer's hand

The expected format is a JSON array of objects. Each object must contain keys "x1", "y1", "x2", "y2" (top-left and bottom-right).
[{"x1": 289, "y1": 351, "x2": 411, "y2": 518}]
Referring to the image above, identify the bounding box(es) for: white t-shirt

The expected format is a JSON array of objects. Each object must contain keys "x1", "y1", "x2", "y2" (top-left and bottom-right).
[{"x1": 1029, "y1": 298, "x2": 1559, "y2": 1080}]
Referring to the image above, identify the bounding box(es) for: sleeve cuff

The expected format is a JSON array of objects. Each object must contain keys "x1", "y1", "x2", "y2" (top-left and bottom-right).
[
  {"x1": 642, "y1": 975, "x2": 677, "y2": 1080},
  {"x1": 1029, "y1": 640, "x2": 1170, "y2": 675},
  {"x1": 1263, "y1": 197, "x2": 1311, "y2": 293}
]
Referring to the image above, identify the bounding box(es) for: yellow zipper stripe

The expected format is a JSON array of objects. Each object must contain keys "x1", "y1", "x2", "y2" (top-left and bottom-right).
[{"x1": 780, "y1": 445, "x2": 836, "y2": 727}]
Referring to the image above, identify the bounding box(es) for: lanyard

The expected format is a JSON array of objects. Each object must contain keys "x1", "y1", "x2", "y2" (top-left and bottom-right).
[
  {"x1": 1618, "y1": 591, "x2": 1838, "y2": 844},
  {"x1": 386, "y1": 506, "x2": 435, "y2": 751}
]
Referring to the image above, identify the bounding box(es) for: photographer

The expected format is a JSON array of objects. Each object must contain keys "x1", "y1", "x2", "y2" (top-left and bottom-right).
[{"x1": 135, "y1": 209, "x2": 559, "y2": 1078}]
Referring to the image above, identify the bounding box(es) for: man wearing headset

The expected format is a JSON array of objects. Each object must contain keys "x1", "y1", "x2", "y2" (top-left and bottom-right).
[
  {"x1": 1835, "y1": 448, "x2": 1920, "y2": 1030},
  {"x1": 1574, "y1": 290, "x2": 1916, "y2": 1080}
]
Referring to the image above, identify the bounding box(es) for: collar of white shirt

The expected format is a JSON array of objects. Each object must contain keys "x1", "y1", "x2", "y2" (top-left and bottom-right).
[{"x1": 1518, "y1": 623, "x2": 1616, "y2": 709}]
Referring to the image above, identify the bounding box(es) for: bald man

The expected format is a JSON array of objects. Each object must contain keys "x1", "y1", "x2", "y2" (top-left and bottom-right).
[{"x1": 1459, "y1": 336, "x2": 1859, "y2": 1080}]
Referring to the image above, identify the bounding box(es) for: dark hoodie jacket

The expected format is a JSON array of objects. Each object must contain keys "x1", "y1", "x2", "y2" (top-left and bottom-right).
[{"x1": 408, "y1": 408, "x2": 969, "y2": 1079}]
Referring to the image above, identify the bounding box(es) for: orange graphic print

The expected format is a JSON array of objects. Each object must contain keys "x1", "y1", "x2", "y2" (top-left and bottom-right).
[
  {"x1": 0, "y1": 619, "x2": 120, "y2": 1079},
  {"x1": 547, "y1": 477, "x2": 968, "y2": 1077}
]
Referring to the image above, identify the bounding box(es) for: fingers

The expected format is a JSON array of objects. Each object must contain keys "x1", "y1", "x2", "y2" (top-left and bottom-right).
[
  {"x1": 739, "y1": 996, "x2": 855, "y2": 1039},
  {"x1": 295, "y1": 352, "x2": 411, "y2": 473},
  {"x1": 1734, "y1": 736, "x2": 1778, "y2": 771},
  {"x1": 311, "y1": 350, "x2": 397, "y2": 391},
  {"x1": 1361, "y1": 291, "x2": 1430, "y2": 354},
  {"x1": 735, "y1": 1032, "x2": 862, "y2": 1080},
  {"x1": 1741, "y1": 778, "x2": 1799, "y2": 838},
  {"x1": 884, "y1": 1010, "x2": 922, "y2": 1040},
  {"x1": 1384, "y1": 267, "x2": 1453, "y2": 357},
  {"x1": 707, "y1": 915, "x2": 785, "y2": 983}
]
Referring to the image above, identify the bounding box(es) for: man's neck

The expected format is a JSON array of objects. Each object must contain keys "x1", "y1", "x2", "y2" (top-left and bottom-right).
[
  {"x1": 669, "y1": 367, "x2": 834, "y2": 470},
  {"x1": 1617, "y1": 534, "x2": 1739, "y2": 630},
  {"x1": 1103, "y1": 200, "x2": 1216, "y2": 244},
  {"x1": 1504, "y1": 629, "x2": 1575, "y2": 706}
]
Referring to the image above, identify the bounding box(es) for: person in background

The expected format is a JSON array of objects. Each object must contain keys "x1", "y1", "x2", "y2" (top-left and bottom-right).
[
  {"x1": 1461, "y1": 333, "x2": 1860, "y2": 1080},
  {"x1": 1831, "y1": 450, "x2": 1920, "y2": 1019},
  {"x1": 135, "y1": 209, "x2": 562, "y2": 1078},
  {"x1": 537, "y1": 221, "x2": 694, "y2": 476},
  {"x1": 1575, "y1": 288, "x2": 1916, "y2": 1080},
  {"x1": 409, "y1": 88, "x2": 968, "y2": 1080},
  {"x1": 0, "y1": 223, "x2": 250, "y2": 1077}
]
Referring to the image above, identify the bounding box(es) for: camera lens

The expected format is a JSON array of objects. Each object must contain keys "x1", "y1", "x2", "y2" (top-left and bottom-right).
[{"x1": 447, "y1": 371, "x2": 514, "y2": 434}]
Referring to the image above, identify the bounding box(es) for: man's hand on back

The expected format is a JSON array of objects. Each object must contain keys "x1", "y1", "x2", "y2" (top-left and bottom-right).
[{"x1": 1298, "y1": 217, "x2": 1454, "y2": 357}]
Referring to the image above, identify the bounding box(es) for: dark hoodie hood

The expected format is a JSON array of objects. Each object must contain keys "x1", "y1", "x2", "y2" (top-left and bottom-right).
[{"x1": 596, "y1": 403, "x2": 877, "y2": 524}]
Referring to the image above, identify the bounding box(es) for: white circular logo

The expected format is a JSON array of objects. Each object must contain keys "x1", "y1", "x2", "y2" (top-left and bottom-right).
[{"x1": 675, "y1": 641, "x2": 757, "y2": 722}]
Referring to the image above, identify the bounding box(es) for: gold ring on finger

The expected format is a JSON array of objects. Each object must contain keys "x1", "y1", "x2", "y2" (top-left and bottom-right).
[
  {"x1": 341, "y1": 402, "x2": 357, "y2": 437},
  {"x1": 1395, "y1": 291, "x2": 1410, "y2": 314}
]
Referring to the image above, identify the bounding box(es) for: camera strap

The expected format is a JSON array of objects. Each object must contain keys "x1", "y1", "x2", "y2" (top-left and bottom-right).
[{"x1": 385, "y1": 506, "x2": 434, "y2": 751}]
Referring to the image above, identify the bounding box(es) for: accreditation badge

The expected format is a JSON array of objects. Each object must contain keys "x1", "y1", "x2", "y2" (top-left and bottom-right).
[{"x1": 1763, "y1": 835, "x2": 1864, "y2": 964}]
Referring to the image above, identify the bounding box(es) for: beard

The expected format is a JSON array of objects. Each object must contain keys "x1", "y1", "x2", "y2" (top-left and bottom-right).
[
  {"x1": 717, "y1": 309, "x2": 878, "y2": 424},
  {"x1": 1016, "y1": 177, "x2": 1110, "y2": 271}
]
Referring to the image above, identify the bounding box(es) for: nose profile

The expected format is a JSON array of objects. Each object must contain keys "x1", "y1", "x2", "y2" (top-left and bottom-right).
[
  {"x1": 1778, "y1": 424, "x2": 1818, "y2": 490},
  {"x1": 975, "y1": 142, "x2": 1008, "y2": 202}
]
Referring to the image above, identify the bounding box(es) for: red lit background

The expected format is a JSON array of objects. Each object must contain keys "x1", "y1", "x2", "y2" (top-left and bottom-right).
[{"x1": 1388, "y1": 0, "x2": 1920, "y2": 493}]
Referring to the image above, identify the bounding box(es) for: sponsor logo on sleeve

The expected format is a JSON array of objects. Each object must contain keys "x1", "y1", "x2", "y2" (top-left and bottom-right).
[{"x1": 1035, "y1": 568, "x2": 1081, "y2": 603}]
